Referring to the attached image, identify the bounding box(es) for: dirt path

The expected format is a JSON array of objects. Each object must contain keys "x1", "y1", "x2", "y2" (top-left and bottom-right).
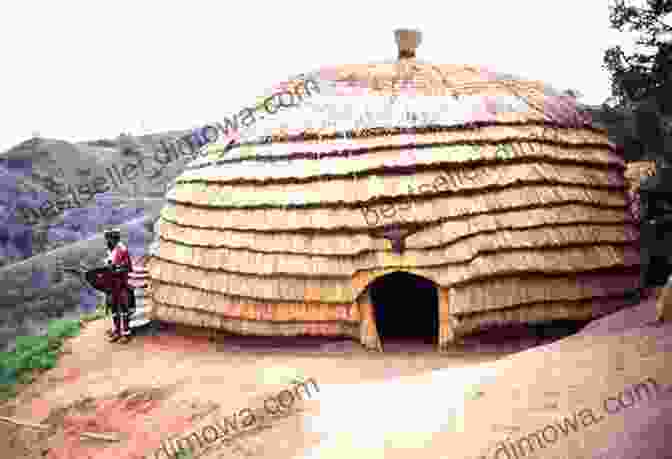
[{"x1": 0, "y1": 299, "x2": 670, "y2": 459}]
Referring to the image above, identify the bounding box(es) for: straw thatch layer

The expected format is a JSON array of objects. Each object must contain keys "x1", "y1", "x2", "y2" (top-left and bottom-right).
[
  {"x1": 194, "y1": 125, "x2": 617, "y2": 169},
  {"x1": 162, "y1": 185, "x2": 626, "y2": 232},
  {"x1": 447, "y1": 294, "x2": 633, "y2": 339},
  {"x1": 448, "y1": 268, "x2": 640, "y2": 314},
  {"x1": 330, "y1": 64, "x2": 547, "y2": 97},
  {"x1": 191, "y1": 142, "x2": 623, "y2": 189},
  {"x1": 318, "y1": 62, "x2": 587, "y2": 107},
  {"x1": 148, "y1": 244, "x2": 638, "y2": 303},
  {"x1": 190, "y1": 140, "x2": 622, "y2": 185},
  {"x1": 350, "y1": 244, "x2": 638, "y2": 296},
  {"x1": 147, "y1": 292, "x2": 635, "y2": 345},
  {"x1": 148, "y1": 267, "x2": 639, "y2": 321},
  {"x1": 151, "y1": 301, "x2": 359, "y2": 337},
  {"x1": 149, "y1": 282, "x2": 359, "y2": 321},
  {"x1": 193, "y1": 79, "x2": 597, "y2": 152},
  {"x1": 171, "y1": 162, "x2": 623, "y2": 209},
  {"x1": 253, "y1": 110, "x2": 580, "y2": 146},
  {"x1": 152, "y1": 224, "x2": 637, "y2": 276},
  {"x1": 156, "y1": 204, "x2": 631, "y2": 255},
  {"x1": 405, "y1": 205, "x2": 632, "y2": 248}
]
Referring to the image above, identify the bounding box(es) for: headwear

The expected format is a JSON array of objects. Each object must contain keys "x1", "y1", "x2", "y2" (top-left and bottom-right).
[{"x1": 104, "y1": 228, "x2": 121, "y2": 238}]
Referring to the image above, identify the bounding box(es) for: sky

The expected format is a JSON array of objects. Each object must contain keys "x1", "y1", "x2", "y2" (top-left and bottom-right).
[{"x1": 0, "y1": 0, "x2": 662, "y2": 153}]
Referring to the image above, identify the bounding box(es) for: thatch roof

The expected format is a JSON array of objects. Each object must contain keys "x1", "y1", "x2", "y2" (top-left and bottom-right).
[{"x1": 146, "y1": 30, "x2": 638, "y2": 348}]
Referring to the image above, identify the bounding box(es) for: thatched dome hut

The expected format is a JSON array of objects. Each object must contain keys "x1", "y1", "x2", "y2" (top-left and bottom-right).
[{"x1": 146, "y1": 30, "x2": 639, "y2": 351}]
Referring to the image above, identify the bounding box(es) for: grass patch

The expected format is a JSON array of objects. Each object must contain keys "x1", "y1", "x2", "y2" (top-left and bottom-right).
[
  {"x1": 0, "y1": 302, "x2": 108, "y2": 402},
  {"x1": 0, "y1": 312, "x2": 90, "y2": 403}
]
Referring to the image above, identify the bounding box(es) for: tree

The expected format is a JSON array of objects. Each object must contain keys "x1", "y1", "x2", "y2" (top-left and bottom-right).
[
  {"x1": 603, "y1": 1, "x2": 671, "y2": 108},
  {"x1": 603, "y1": 0, "x2": 672, "y2": 163}
]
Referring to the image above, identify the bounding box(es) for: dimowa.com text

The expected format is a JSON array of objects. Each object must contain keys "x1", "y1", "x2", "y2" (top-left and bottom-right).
[
  {"x1": 154, "y1": 377, "x2": 319, "y2": 459},
  {"x1": 484, "y1": 377, "x2": 666, "y2": 459},
  {"x1": 195, "y1": 77, "x2": 320, "y2": 156}
]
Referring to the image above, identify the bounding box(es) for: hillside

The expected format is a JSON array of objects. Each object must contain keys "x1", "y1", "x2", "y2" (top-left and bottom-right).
[{"x1": 0, "y1": 131, "x2": 197, "y2": 352}]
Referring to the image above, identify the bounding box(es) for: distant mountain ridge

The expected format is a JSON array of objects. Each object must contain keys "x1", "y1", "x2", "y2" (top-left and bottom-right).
[{"x1": 0, "y1": 129, "x2": 194, "y2": 352}]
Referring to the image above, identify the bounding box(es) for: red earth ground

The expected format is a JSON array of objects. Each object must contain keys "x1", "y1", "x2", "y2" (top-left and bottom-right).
[{"x1": 0, "y1": 297, "x2": 670, "y2": 459}]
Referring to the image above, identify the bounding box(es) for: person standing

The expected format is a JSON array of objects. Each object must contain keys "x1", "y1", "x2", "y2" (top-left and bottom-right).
[{"x1": 103, "y1": 229, "x2": 134, "y2": 343}]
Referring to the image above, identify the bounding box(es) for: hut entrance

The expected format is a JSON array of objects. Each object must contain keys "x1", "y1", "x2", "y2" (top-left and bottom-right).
[{"x1": 369, "y1": 271, "x2": 439, "y2": 348}]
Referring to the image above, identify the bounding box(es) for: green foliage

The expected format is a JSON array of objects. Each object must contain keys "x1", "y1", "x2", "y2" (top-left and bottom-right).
[
  {"x1": 0, "y1": 362, "x2": 17, "y2": 389},
  {"x1": 0, "y1": 383, "x2": 17, "y2": 402},
  {"x1": 603, "y1": 1, "x2": 672, "y2": 162},
  {"x1": 0, "y1": 318, "x2": 82, "y2": 402},
  {"x1": 603, "y1": 0, "x2": 672, "y2": 110},
  {"x1": 46, "y1": 319, "x2": 80, "y2": 340}
]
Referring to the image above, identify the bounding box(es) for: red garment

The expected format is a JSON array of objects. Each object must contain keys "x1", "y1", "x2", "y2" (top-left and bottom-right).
[
  {"x1": 106, "y1": 242, "x2": 133, "y2": 284},
  {"x1": 102, "y1": 242, "x2": 133, "y2": 307},
  {"x1": 86, "y1": 267, "x2": 130, "y2": 307}
]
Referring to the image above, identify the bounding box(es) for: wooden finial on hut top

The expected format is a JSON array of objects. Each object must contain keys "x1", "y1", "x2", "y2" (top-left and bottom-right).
[{"x1": 394, "y1": 29, "x2": 422, "y2": 60}]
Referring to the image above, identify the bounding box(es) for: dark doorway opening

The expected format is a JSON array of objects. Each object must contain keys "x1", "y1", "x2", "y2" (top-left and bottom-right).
[{"x1": 369, "y1": 271, "x2": 439, "y2": 347}]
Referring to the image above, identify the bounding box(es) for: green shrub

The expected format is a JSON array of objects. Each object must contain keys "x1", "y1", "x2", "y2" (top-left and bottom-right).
[
  {"x1": 46, "y1": 319, "x2": 80, "y2": 340},
  {"x1": 0, "y1": 318, "x2": 82, "y2": 403},
  {"x1": 0, "y1": 361, "x2": 17, "y2": 386},
  {"x1": 0, "y1": 383, "x2": 17, "y2": 402},
  {"x1": 14, "y1": 335, "x2": 47, "y2": 353}
]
